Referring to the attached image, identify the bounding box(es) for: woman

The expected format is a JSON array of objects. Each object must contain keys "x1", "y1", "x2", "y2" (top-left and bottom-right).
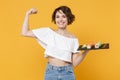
[{"x1": 21, "y1": 6, "x2": 90, "y2": 80}]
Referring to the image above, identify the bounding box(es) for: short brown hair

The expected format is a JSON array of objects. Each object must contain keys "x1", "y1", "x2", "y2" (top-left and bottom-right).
[{"x1": 52, "y1": 6, "x2": 75, "y2": 25}]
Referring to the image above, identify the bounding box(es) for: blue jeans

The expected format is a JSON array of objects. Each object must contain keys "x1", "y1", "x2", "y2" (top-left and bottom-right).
[{"x1": 44, "y1": 63, "x2": 76, "y2": 80}]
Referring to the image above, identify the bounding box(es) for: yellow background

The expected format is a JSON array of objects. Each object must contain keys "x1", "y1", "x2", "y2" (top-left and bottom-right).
[{"x1": 0, "y1": 0, "x2": 120, "y2": 80}]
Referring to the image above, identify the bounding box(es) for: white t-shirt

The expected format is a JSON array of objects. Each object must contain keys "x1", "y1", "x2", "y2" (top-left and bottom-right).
[{"x1": 32, "y1": 27, "x2": 80, "y2": 62}]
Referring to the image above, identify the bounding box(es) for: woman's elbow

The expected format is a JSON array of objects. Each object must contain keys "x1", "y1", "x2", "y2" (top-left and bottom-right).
[
  {"x1": 73, "y1": 64, "x2": 77, "y2": 67},
  {"x1": 21, "y1": 31, "x2": 30, "y2": 37},
  {"x1": 72, "y1": 61, "x2": 79, "y2": 67},
  {"x1": 21, "y1": 32, "x2": 27, "y2": 36},
  {"x1": 21, "y1": 31, "x2": 29, "y2": 36}
]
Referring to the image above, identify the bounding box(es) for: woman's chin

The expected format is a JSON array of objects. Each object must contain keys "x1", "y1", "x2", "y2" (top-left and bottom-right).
[{"x1": 57, "y1": 25, "x2": 66, "y2": 29}]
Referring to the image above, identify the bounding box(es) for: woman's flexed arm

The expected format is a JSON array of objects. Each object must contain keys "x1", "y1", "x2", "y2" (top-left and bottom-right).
[{"x1": 21, "y1": 8, "x2": 37, "y2": 37}]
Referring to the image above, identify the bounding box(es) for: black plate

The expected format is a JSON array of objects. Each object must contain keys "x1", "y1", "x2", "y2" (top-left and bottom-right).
[{"x1": 77, "y1": 43, "x2": 109, "y2": 50}]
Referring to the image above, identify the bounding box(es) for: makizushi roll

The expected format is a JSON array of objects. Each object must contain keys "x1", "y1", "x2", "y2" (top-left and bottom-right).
[
  {"x1": 82, "y1": 44, "x2": 87, "y2": 49},
  {"x1": 87, "y1": 45, "x2": 91, "y2": 49},
  {"x1": 95, "y1": 42, "x2": 103, "y2": 48}
]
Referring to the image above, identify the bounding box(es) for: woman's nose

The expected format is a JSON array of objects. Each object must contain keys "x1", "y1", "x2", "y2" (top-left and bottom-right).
[{"x1": 59, "y1": 17, "x2": 63, "y2": 21}]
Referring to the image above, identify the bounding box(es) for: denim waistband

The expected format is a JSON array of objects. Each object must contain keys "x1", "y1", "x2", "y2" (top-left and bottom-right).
[{"x1": 46, "y1": 62, "x2": 72, "y2": 71}]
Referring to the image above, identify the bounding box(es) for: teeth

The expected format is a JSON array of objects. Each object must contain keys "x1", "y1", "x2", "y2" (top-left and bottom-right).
[
  {"x1": 58, "y1": 22, "x2": 64, "y2": 25},
  {"x1": 59, "y1": 23, "x2": 63, "y2": 25}
]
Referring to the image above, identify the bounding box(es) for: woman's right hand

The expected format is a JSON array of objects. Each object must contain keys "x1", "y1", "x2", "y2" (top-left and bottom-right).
[{"x1": 26, "y1": 8, "x2": 38, "y2": 15}]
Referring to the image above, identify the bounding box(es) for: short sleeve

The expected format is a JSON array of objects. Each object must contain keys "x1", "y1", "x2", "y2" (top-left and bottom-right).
[
  {"x1": 32, "y1": 27, "x2": 50, "y2": 49},
  {"x1": 72, "y1": 39, "x2": 80, "y2": 53}
]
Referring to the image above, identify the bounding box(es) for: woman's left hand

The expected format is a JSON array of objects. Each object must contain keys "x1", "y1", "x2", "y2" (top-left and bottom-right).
[{"x1": 83, "y1": 50, "x2": 90, "y2": 54}]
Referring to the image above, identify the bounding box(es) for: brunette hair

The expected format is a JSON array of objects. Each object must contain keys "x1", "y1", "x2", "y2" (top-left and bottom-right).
[{"x1": 52, "y1": 6, "x2": 75, "y2": 25}]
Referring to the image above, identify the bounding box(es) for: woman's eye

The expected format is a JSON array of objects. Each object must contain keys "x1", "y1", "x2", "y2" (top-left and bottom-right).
[
  {"x1": 55, "y1": 15, "x2": 66, "y2": 18},
  {"x1": 62, "y1": 15, "x2": 66, "y2": 18},
  {"x1": 56, "y1": 16, "x2": 59, "y2": 18}
]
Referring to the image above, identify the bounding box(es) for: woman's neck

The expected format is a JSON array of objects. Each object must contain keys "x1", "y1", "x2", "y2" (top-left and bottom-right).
[{"x1": 56, "y1": 28, "x2": 68, "y2": 35}]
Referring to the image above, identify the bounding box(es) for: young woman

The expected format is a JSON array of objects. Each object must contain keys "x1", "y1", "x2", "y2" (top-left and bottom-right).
[{"x1": 22, "y1": 6, "x2": 90, "y2": 80}]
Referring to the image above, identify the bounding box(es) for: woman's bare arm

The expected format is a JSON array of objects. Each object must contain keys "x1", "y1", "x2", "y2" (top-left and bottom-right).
[
  {"x1": 72, "y1": 50, "x2": 90, "y2": 67},
  {"x1": 21, "y1": 8, "x2": 37, "y2": 37}
]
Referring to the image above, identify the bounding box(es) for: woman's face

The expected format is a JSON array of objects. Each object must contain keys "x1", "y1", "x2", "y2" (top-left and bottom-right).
[{"x1": 55, "y1": 10, "x2": 68, "y2": 29}]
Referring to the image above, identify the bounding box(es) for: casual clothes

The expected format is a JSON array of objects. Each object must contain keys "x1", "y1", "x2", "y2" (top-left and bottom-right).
[
  {"x1": 44, "y1": 63, "x2": 75, "y2": 80},
  {"x1": 32, "y1": 27, "x2": 80, "y2": 62}
]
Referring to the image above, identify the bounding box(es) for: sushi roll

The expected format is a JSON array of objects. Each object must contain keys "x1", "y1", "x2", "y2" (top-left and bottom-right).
[
  {"x1": 89, "y1": 42, "x2": 95, "y2": 48},
  {"x1": 95, "y1": 42, "x2": 103, "y2": 48},
  {"x1": 82, "y1": 44, "x2": 87, "y2": 49},
  {"x1": 87, "y1": 45, "x2": 91, "y2": 49}
]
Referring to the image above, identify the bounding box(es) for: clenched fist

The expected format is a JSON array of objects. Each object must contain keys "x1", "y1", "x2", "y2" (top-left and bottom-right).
[{"x1": 26, "y1": 8, "x2": 38, "y2": 15}]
